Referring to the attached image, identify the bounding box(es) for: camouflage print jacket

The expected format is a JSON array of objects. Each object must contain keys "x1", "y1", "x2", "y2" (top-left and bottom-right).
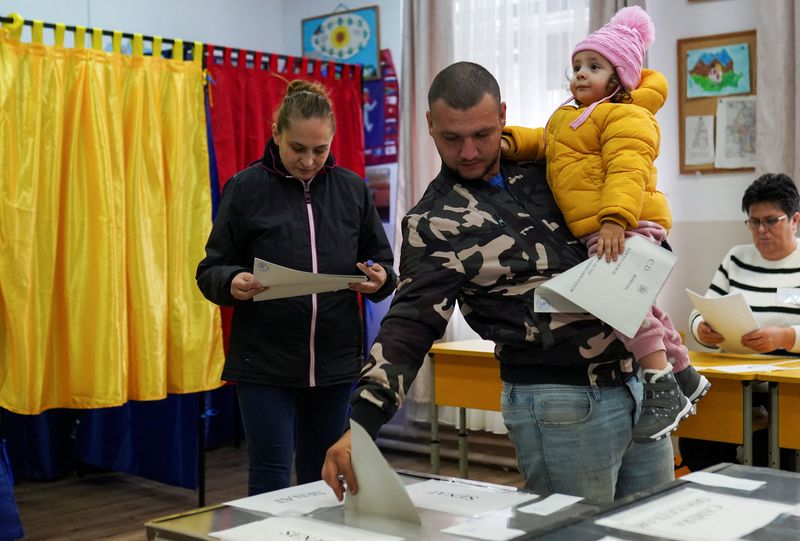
[{"x1": 351, "y1": 160, "x2": 635, "y2": 438}]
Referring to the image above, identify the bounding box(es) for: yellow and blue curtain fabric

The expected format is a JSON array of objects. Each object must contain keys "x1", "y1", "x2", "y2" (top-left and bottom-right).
[{"x1": 0, "y1": 23, "x2": 224, "y2": 414}]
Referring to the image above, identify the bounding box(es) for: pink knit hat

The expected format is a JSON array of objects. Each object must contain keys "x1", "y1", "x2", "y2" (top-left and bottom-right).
[{"x1": 572, "y1": 6, "x2": 655, "y2": 91}]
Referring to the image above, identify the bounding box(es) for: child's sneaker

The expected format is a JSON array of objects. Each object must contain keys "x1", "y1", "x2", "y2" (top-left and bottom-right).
[
  {"x1": 674, "y1": 365, "x2": 711, "y2": 404},
  {"x1": 633, "y1": 366, "x2": 692, "y2": 444}
]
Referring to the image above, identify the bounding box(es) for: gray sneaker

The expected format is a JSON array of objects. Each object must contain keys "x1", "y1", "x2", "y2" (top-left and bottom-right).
[
  {"x1": 633, "y1": 367, "x2": 692, "y2": 444},
  {"x1": 675, "y1": 365, "x2": 711, "y2": 404}
]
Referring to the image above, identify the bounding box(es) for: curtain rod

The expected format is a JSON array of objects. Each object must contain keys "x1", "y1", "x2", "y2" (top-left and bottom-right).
[
  {"x1": 0, "y1": 14, "x2": 183, "y2": 46},
  {"x1": 0, "y1": 14, "x2": 358, "y2": 68}
]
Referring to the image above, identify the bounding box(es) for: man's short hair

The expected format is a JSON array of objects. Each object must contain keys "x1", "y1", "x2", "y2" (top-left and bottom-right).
[
  {"x1": 742, "y1": 173, "x2": 800, "y2": 215},
  {"x1": 428, "y1": 62, "x2": 501, "y2": 110}
]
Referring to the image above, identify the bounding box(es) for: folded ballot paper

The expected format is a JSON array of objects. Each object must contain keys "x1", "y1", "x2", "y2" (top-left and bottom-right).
[
  {"x1": 533, "y1": 236, "x2": 677, "y2": 338},
  {"x1": 686, "y1": 289, "x2": 761, "y2": 354},
  {"x1": 252, "y1": 258, "x2": 367, "y2": 301}
]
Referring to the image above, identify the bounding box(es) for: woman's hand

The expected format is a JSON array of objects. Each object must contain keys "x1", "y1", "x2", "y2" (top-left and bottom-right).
[
  {"x1": 230, "y1": 272, "x2": 266, "y2": 300},
  {"x1": 741, "y1": 326, "x2": 795, "y2": 353},
  {"x1": 350, "y1": 261, "x2": 388, "y2": 294},
  {"x1": 697, "y1": 320, "x2": 725, "y2": 346},
  {"x1": 597, "y1": 222, "x2": 625, "y2": 262}
]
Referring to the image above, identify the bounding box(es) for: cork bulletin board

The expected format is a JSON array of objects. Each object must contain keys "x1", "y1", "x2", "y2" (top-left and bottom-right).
[{"x1": 677, "y1": 30, "x2": 756, "y2": 174}]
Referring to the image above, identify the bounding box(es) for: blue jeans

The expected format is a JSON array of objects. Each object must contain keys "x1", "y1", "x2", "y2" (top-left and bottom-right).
[
  {"x1": 501, "y1": 377, "x2": 674, "y2": 504},
  {"x1": 237, "y1": 382, "x2": 353, "y2": 495}
]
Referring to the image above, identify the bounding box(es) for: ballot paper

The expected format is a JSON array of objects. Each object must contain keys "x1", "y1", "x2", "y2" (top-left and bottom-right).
[
  {"x1": 345, "y1": 419, "x2": 421, "y2": 524},
  {"x1": 686, "y1": 289, "x2": 761, "y2": 354},
  {"x1": 209, "y1": 516, "x2": 404, "y2": 541},
  {"x1": 252, "y1": 258, "x2": 366, "y2": 301},
  {"x1": 225, "y1": 480, "x2": 340, "y2": 515},
  {"x1": 404, "y1": 479, "x2": 537, "y2": 517},
  {"x1": 680, "y1": 471, "x2": 765, "y2": 491},
  {"x1": 533, "y1": 236, "x2": 677, "y2": 338},
  {"x1": 594, "y1": 487, "x2": 793, "y2": 541}
]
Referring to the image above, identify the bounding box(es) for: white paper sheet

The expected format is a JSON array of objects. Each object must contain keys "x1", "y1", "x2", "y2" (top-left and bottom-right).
[
  {"x1": 686, "y1": 289, "x2": 761, "y2": 354},
  {"x1": 595, "y1": 487, "x2": 793, "y2": 541},
  {"x1": 440, "y1": 517, "x2": 525, "y2": 541},
  {"x1": 714, "y1": 95, "x2": 756, "y2": 169},
  {"x1": 533, "y1": 236, "x2": 677, "y2": 338},
  {"x1": 345, "y1": 420, "x2": 421, "y2": 524},
  {"x1": 517, "y1": 493, "x2": 583, "y2": 515},
  {"x1": 252, "y1": 258, "x2": 366, "y2": 301},
  {"x1": 404, "y1": 479, "x2": 537, "y2": 517},
  {"x1": 680, "y1": 471, "x2": 765, "y2": 491},
  {"x1": 225, "y1": 480, "x2": 340, "y2": 515},
  {"x1": 209, "y1": 516, "x2": 404, "y2": 541},
  {"x1": 684, "y1": 115, "x2": 715, "y2": 166},
  {"x1": 698, "y1": 363, "x2": 797, "y2": 374}
]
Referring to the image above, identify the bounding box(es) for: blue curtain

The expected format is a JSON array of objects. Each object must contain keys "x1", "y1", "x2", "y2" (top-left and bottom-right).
[
  {"x1": 1, "y1": 386, "x2": 240, "y2": 490},
  {"x1": 0, "y1": 439, "x2": 23, "y2": 541}
]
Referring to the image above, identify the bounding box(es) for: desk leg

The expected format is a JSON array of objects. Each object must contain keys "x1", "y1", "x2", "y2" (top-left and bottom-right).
[
  {"x1": 742, "y1": 381, "x2": 752, "y2": 466},
  {"x1": 769, "y1": 382, "x2": 779, "y2": 469},
  {"x1": 458, "y1": 407, "x2": 469, "y2": 479},
  {"x1": 430, "y1": 354, "x2": 440, "y2": 475}
]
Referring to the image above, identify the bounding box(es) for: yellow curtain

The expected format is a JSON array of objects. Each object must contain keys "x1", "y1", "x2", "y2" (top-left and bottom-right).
[{"x1": 0, "y1": 27, "x2": 224, "y2": 414}]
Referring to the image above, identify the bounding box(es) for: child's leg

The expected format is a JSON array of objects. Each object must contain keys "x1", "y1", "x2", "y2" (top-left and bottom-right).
[
  {"x1": 652, "y1": 304, "x2": 711, "y2": 404},
  {"x1": 614, "y1": 314, "x2": 691, "y2": 444}
]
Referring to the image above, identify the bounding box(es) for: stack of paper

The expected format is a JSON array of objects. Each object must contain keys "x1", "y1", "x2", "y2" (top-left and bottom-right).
[{"x1": 686, "y1": 289, "x2": 760, "y2": 354}]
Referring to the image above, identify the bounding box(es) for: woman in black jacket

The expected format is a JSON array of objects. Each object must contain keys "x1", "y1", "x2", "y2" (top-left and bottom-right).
[{"x1": 196, "y1": 80, "x2": 396, "y2": 495}]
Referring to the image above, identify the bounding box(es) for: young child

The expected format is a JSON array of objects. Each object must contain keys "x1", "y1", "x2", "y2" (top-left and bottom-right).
[{"x1": 502, "y1": 6, "x2": 710, "y2": 443}]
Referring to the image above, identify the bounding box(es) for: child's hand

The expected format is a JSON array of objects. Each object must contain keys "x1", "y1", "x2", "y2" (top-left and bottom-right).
[
  {"x1": 597, "y1": 222, "x2": 625, "y2": 262},
  {"x1": 500, "y1": 137, "x2": 510, "y2": 154}
]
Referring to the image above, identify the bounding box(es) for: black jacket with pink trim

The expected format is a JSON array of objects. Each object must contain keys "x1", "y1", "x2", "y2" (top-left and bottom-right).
[{"x1": 197, "y1": 139, "x2": 396, "y2": 387}]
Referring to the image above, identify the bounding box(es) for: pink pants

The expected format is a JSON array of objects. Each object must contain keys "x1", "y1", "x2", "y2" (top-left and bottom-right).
[{"x1": 582, "y1": 221, "x2": 690, "y2": 372}]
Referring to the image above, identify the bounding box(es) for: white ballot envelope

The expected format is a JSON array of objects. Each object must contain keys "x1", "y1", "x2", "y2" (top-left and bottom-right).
[
  {"x1": 686, "y1": 289, "x2": 761, "y2": 354},
  {"x1": 252, "y1": 258, "x2": 367, "y2": 301},
  {"x1": 345, "y1": 420, "x2": 421, "y2": 524},
  {"x1": 534, "y1": 236, "x2": 677, "y2": 338}
]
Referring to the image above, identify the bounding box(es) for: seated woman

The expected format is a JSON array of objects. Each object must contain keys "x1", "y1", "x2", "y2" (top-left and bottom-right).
[{"x1": 681, "y1": 172, "x2": 800, "y2": 470}]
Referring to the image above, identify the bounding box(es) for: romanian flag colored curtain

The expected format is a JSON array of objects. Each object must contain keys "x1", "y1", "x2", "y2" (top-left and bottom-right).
[{"x1": 0, "y1": 28, "x2": 224, "y2": 414}]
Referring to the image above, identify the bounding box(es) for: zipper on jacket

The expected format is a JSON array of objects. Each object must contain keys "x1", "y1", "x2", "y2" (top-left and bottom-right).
[{"x1": 302, "y1": 179, "x2": 318, "y2": 387}]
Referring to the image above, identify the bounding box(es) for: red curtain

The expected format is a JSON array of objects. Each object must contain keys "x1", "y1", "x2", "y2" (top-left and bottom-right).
[
  {"x1": 205, "y1": 46, "x2": 365, "y2": 348},
  {"x1": 206, "y1": 46, "x2": 365, "y2": 192}
]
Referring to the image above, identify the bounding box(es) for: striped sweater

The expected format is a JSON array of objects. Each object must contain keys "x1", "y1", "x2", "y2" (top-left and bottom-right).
[{"x1": 689, "y1": 243, "x2": 800, "y2": 352}]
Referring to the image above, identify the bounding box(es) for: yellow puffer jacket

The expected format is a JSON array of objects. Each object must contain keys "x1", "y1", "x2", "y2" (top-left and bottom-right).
[{"x1": 502, "y1": 69, "x2": 671, "y2": 238}]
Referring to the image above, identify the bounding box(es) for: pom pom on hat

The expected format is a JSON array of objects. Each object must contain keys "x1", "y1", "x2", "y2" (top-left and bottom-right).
[{"x1": 573, "y1": 6, "x2": 654, "y2": 91}]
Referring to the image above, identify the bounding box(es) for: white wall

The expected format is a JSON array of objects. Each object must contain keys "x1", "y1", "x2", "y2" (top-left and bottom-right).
[
  {"x1": 647, "y1": 1, "x2": 759, "y2": 347},
  {"x1": 280, "y1": 0, "x2": 403, "y2": 76},
  {"x1": 648, "y1": 0, "x2": 758, "y2": 222},
  {"x1": 3, "y1": 0, "x2": 286, "y2": 52}
]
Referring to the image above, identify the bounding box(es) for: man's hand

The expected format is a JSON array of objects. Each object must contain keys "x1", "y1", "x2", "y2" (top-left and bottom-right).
[
  {"x1": 596, "y1": 222, "x2": 625, "y2": 262},
  {"x1": 741, "y1": 326, "x2": 795, "y2": 353},
  {"x1": 350, "y1": 261, "x2": 388, "y2": 295},
  {"x1": 321, "y1": 431, "x2": 357, "y2": 501},
  {"x1": 230, "y1": 272, "x2": 266, "y2": 300},
  {"x1": 697, "y1": 320, "x2": 725, "y2": 346}
]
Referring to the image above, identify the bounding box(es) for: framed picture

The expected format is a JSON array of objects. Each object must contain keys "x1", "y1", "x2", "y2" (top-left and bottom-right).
[
  {"x1": 677, "y1": 30, "x2": 756, "y2": 174},
  {"x1": 302, "y1": 6, "x2": 381, "y2": 80}
]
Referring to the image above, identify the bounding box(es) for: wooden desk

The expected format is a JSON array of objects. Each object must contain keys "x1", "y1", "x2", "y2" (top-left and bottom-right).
[
  {"x1": 428, "y1": 339, "x2": 498, "y2": 478},
  {"x1": 753, "y1": 362, "x2": 800, "y2": 469},
  {"x1": 675, "y1": 351, "x2": 771, "y2": 465}
]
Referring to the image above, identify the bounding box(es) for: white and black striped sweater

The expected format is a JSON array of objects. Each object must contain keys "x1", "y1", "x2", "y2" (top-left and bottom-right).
[{"x1": 690, "y1": 243, "x2": 800, "y2": 353}]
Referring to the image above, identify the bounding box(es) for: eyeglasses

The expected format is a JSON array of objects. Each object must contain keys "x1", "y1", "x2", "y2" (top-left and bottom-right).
[{"x1": 744, "y1": 215, "x2": 788, "y2": 231}]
